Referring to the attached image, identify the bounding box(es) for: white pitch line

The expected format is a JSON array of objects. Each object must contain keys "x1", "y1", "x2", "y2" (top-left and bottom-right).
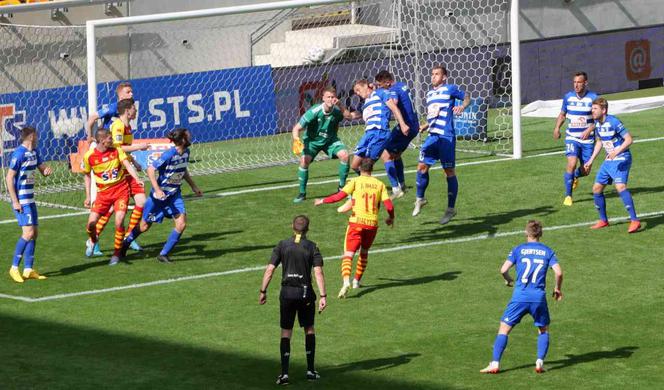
[
  {"x1": 3, "y1": 209, "x2": 662, "y2": 303},
  {"x1": 0, "y1": 211, "x2": 88, "y2": 225}
]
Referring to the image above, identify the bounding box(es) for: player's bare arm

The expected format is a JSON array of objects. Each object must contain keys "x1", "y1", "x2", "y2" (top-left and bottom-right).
[
  {"x1": 551, "y1": 263, "x2": 563, "y2": 301},
  {"x1": 83, "y1": 173, "x2": 92, "y2": 208},
  {"x1": 500, "y1": 260, "x2": 514, "y2": 287},
  {"x1": 120, "y1": 143, "x2": 150, "y2": 153},
  {"x1": 122, "y1": 159, "x2": 142, "y2": 184},
  {"x1": 553, "y1": 112, "x2": 566, "y2": 139},
  {"x1": 183, "y1": 170, "x2": 203, "y2": 197},
  {"x1": 86, "y1": 113, "x2": 99, "y2": 141},
  {"x1": 5, "y1": 169, "x2": 21, "y2": 211},
  {"x1": 314, "y1": 265, "x2": 327, "y2": 312},
  {"x1": 452, "y1": 94, "x2": 470, "y2": 115},
  {"x1": 147, "y1": 166, "x2": 165, "y2": 200},
  {"x1": 584, "y1": 136, "x2": 603, "y2": 170},
  {"x1": 385, "y1": 99, "x2": 409, "y2": 134},
  {"x1": 259, "y1": 264, "x2": 276, "y2": 305}
]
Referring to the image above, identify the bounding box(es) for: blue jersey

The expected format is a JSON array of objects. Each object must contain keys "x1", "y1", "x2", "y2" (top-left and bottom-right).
[
  {"x1": 561, "y1": 90, "x2": 598, "y2": 143},
  {"x1": 362, "y1": 89, "x2": 392, "y2": 132},
  {"x1": 595, "y1": 115, "x2": 631, "y2": 161},
  {"x1": 389, "y1": 81, "x2": 419, "y2": 128},
  {"x1": 425, "y1": 84, "x2": 465, "y2": 138},
  {"x1": 507, "y1": 242, "x2": 559, "y2": 303},
  {"x1": 151, "y1": 147, "x2": 190, "y2": 198},
  {"x1": 97, "y1": 102, "x2": 119, "y2": 128},
  {"x1": 8, "y1": 145, "x2": 42, "y2": 206}
]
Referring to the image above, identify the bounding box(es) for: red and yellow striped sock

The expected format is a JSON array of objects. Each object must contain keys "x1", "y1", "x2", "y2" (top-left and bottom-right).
[
  {"x1": 355, "y1": 256, "x2": 368, "y2": 281},
  {"x1": 113, "y1": 227, "x2": 125, "y2": 256},
  {"x1": 341, "y1": 256, "x2": 352, "y2": 279},
  {"x1": 125, "y1": 206, "x2": 144, "y2": 238},
  {"x1": 96, "y1": 212, "x2": 112, "y2": 236}
]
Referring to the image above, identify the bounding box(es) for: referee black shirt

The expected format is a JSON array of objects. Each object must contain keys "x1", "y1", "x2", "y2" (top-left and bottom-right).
[{"x1": 270, "y1": 236, "x2": 323, "y2": 291}]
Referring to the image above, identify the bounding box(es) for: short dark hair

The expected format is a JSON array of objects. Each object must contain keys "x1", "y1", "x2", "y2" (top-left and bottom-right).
[
  {"x1": 352, "y1": 79, "x2": 370, "y2": 89},
  {"x1": 374, "y1": 70, "x2": 394, "y2": 82},
  {"x1": 20, "y1": 126, "x2": 36, "y2": 141},
  {"x1": 574, "y1": 71, "x2": 588, "y2": 81},
  {"x1": 116, "y1": 81, "x2": 132, "y2": 94},
  {"x1": 323, "y1": 86, "x2": 337, "y2": 95},
  {"x1": 359, "y1": 158, "x2": 374, "y2": 173},
  {"x1": 95, "y1": 127, "x2": 110, "y2": 142},
  {"x1": 167, "y1": 128, "x2": 191, "y2": 147},
  {"x1": 432, "y1": 65, "x2": 448, "y2": 76},
  {"x1": 292, "y1": 215, "x2": 310, "y2": 234},
  {"x1": 592, "y1": 97, "x2": 608, "y2": 111},
  {"x1": 525, "y1": 220, "x2": 543, "y2": 239},
  {"x1": 117, "y1": 98, "x2": 135, "y2": 115}
]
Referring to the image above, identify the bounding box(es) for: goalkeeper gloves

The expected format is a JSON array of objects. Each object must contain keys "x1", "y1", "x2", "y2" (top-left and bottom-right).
[{"x1": 292, "y1": 138, "x2": 304, "y2": 155}]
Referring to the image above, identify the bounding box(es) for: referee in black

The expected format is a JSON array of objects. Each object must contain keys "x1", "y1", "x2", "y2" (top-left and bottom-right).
[{"x1": 259, "y1": 215, "x2": 327, "y2": 385}]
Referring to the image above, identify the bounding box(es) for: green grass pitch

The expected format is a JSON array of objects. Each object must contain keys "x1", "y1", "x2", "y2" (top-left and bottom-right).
[{"x1": 1, "y1": 88, "x2": 663, "y2": 389}]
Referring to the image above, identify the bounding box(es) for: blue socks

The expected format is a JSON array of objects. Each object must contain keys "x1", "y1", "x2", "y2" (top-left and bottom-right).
[
  {"x1": 574, "y1": 167, "x2": 582, "y2": 179},
  {"x1": 394, "y1": 159, "x2": 405, "y2": 187},
  {"x1": 537, "y1": 332, "x2": 550, "y2": 360},
  {"x1": 593, "y1": 193, "x2": 608, "y2": 221},
  {"x1": 384, "y1": 160, "x2": 399, "y2": 189},
  {"x1": 447, "y1": 175, "x2": 458, "y2": 208},
  {"x1": 618, "y1": 190, "x2": 638, "y2": 220},
  {"x1": 492, "y1": 334, "x2": 509, "y2": 362},
  {"x1": 125, "y1": 225, "x2": 143, "y2": 244},
  {"x1": 12, "y1": 237, "x2": 28, "y2": 267},
  {"x1": 416, "y1": 170, "x2": 429, "y2": 199},
  {"x1": 161, "y1": 229, "x2": 183, "y2": 256},
  {"x1": 24, "y1": 240, "x2": 36, "y2": 269},
  {"x1": 564, "y1": 172, "x2": 574, "y2": 196}
]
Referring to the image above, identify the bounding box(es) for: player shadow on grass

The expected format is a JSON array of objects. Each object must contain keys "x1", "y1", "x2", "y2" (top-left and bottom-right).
[
  {"x1": 569, "y1": 185, "x2": 664, "y2": 204},
  {"x1": 348, "y1": 271, "x2": 461, "y2": 299},
  {"x1": 405, "y1": 205, "x2": 557, "y2": 243},
  {"x1": 499, "y1": 346, "x2": 638, "y2": 373},
  {"x1": 324, "y1": 353, "x2": 421, "y2": 373}
]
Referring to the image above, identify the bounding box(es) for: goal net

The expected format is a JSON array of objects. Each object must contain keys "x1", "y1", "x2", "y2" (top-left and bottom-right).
[{"x1": 1, "y1": 0, "x2": 514, "y2": 209}]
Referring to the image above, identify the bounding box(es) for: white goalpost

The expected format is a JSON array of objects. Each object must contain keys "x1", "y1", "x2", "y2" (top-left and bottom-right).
[{"x1": 1, "y1": 0, "x2": 521, "y2": 209}]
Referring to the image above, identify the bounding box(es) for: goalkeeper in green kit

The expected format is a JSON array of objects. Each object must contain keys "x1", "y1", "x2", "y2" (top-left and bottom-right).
[{"x1": 292, "y1": 86, "x2": 359, "y2": 203}]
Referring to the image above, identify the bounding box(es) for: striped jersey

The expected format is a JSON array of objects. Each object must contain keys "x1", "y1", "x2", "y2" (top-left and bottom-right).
[
  {"x1": 152, "y1": 147, "x2": 190, "y2": 198},
  {"x1": 97, "y1": 101, "x2": 119, "y2": 128},
  {"x1": 561, "y1": 90, "x2": 598, "y2": 144},
  {"x1": 82, "y1": 147, "x2": 129, "y2": 192},
  {"x1": 110, "y1": 118, "x2": 134, "y2": 147},
  {"x1": 362, "y1": 89, "x2": 392, "y2": 132},
  {"x1": 425, "y1": 84, "x2": 465, "y2": 137},
  {"x1": 8, "y1": 145, "x2": 42, "y2": 205},
  {"x1": 341, "y1": 175, "x2": 389, "y2": 228},
  {"x1": 389, "y1": 81, "x2": 419, "y2": 128},
  {"x1": 595, "y1": 115, "x2": 631, "y2": 161}
]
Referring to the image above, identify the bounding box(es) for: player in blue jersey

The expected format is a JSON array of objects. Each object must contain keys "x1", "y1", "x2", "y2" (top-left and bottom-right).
[
  {"x1": 120, "y1": 128, "x2": 203, "y2": 263},
  {"x1": 552, "y1": 72, "x2": 598, "y2": 206},
  {"x1": 350, "y1": 79, "x2": 410, "y2": 173},
  {"x1": 5, "y1": 126, "x2": 52, "y2": 283},
  {"x1": 584, "y1": 97, "x2": 640, "y2": 233},
  {"x1": 414, "y1": 65, "x2": 469, "y2": 224},
  {"x1": 374, "y1": 70, "x2": 421, "y2": 199},
  {"x1": 480, "y1": 220, "x2": 563, "y2": 374}
]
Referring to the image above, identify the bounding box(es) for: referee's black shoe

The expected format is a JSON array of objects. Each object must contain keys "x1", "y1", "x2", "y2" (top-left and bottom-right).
[
  {"x1": 157, "y1": 254, "x2": 172, "y2": 264},
  {"x1": 276, "y1": 374, "x2": 289, "y2": 385},
  {"x1": 306, "y1": 370, "x2": 320, "y2": 381}
]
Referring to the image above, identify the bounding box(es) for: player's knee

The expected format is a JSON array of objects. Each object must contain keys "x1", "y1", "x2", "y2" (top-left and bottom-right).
[
  {"x1": 175, "y1": 219, "x2": 186, "y2": 233},
  {"x1": 23, "y1": 230, "x2": 35, "y2": 241},
  {"x1": 615, "y1": 183, "x2": 627, "y2": 192},
  {"x1": 337, "y1": 151, "x2": 349, "y2": 162},
  {"x1": 281, "y1": 329, "x2": 293, "y2": 339},
  {"x1": 538, "y1": 326, "x2": 549, "y2": 334},
  {"x1": 444, "y1": 168, "x2": 456, "y2": 177},
  {"x1": 417, "y1": 163, "x2": 428, "y2": 173},
  {"x1": 134, "y1": 194, "x2": 146, "y2": 207},
  {"x1": 592, "y1": 183, "x2": 603, "y2": 193}
]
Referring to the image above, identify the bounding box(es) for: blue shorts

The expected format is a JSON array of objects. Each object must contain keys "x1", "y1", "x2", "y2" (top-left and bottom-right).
[
  {"x1": 143, "y1": 194, "x2": 186, "y2": 224},
  {"x1": 418, "y1": 134, "x2": 455, "y2": 168},
  {"x1": 595, "y1": 158, "x2": 631, "y2": 185},
  {"x1": 13, "y1": 203, "x2": 38, "y2": 226},
  {"x1": 354, "y1": 130, "x2": 390, "y2": 160},
  {"x1": 501, "y1": 300, "x2": 550, "y2": 327},
  {"x1": 564, "y1": 139, "x2": 594, "y2": 165},
  {"x1": 384, "y1": 122, "x2": 419, "y2": 154}
]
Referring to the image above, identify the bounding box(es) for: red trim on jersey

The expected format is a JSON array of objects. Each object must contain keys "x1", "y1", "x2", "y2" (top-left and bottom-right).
[
  {"x1": 323, "y1": 191, "x2": 348, "y2": 204},
  {"x1": 383, "y1": 199, "x2": 395, "y2": 219}
]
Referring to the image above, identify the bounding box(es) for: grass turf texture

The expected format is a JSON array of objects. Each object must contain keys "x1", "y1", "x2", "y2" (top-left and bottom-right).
[{"x1": 0, "y1": 88, "x2": 663, "y2": 388}]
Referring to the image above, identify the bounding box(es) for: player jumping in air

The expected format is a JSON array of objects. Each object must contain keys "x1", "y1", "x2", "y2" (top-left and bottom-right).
[
  {"x1": 120, "y1": 129, "x2": 203, "y2": 263},
  {"x1": 553, "y1": 72, "x2": 598, "y2": 206},
  {"x1": 415, "y1": 65, "x2": 469, "y2": 224},
  {"x1": 291, "y1": 86, "x2": 359, "y2": 203},
  {"x1": 480, "y1": 220, "x2": 563, "y2": 374},
  {"x1": 374, "y1": 70, "x2": 420, "y2": 199},
  {"x1": 584, "y1": 97, "x2": 640, "y2": 233},
  {"x1": 314, "y1": 158, "x2": 394, "y2": 298},
  {"x1": 5, "y1": 127, "x2": 52, "y2": 283},
  {"x1": 82, "y1": 128, "x2": 142, "y2": 266}
]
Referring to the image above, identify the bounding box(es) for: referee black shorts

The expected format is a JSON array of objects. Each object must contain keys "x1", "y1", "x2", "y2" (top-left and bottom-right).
[{"x1": 280, "y1": 298, "x2": 315, "y2": 329}]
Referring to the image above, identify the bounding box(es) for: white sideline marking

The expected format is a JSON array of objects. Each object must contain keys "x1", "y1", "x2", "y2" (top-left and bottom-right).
[
  {"x1": 3, "y1": 210, "x2": 662, "y2": 303},
  {"x1": 0, "y1": 211, "x2": 89, "y2": 225}
]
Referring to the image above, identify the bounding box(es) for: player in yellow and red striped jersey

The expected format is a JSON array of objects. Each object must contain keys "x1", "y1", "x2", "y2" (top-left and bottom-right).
[
  {"x1": 82, "y1": 128, "x2": 142, "y2": 266},
  {"x1": 315, "y1": 158, "x2": 394, "y2": 298},
  {"x1": 92, "y1": 98, "x2": 149, "y2": 254}
]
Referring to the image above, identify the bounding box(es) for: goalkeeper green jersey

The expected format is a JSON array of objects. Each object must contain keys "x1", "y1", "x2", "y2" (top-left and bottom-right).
[{"x1": 298, "y1": 103, "x2": 344, "y2": 142}]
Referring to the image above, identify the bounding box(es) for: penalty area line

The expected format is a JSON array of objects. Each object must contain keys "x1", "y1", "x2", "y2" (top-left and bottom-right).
[{"x1": 4, "y1": 209, "x2": 663, "y2": 303}]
